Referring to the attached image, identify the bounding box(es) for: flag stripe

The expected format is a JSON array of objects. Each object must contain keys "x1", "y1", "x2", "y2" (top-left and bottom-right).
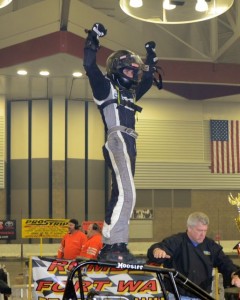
[
  {"x1": 222, "y1": 142, "x2": 225, "y2": 173},
  {"x1": 230, "y1": 121, "x2": 235, "y2": 173},
  {"x1": 236, "y1": 121, "x2": 240, "y2": 173},
  {"x1": 210, "y1": 120, "x2": 240, "y2": 174}
]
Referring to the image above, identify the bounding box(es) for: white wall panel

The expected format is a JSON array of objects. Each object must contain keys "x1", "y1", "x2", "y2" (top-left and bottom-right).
[
  {"x1": 32, "y1": 100, "x2": 49, "y2": 158},
  {"x1": 67, "y1": 100, "x2": 85, "y2": 159},
  {"x1": 136, "y1": 119, "x2": 204, "y2": 162},
  {"x1": 88, "y1": 102, "x2": 104, "y2": 160},
  {"x1": 135, "y1": 162, "x2": 240, "y2": 189},
  {"x1": 135, "y1": 119, "x2": 240, "y2": 189},
  {"x1": 11, "y1": 101, "x2": 28, "y2": 159},
  {"x1": 52, "y1": 97, "x2": 65, "y2": 160}
]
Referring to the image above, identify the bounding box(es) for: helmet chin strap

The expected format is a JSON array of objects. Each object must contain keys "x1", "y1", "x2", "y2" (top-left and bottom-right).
[{"x1": 117, "y1": 78, "x2": 132, "y2": 90}]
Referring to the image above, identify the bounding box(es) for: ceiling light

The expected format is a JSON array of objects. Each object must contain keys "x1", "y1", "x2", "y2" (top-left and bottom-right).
[
  {"x1": 17, "y1": 70, "x2": 28, "y2": 76},
  {"x1": 0, "y1": 0, "x2": 12, "y2": 9},
  {"x1": 163, "y1": 0, "x2": 176, "y2": 10},
  {"x1": 195, "y1": 0, "x2": 208, "y2": 12},
  {"x1": 119, "y1": 0, "x2": 234, "y2": 24},
  {"x1": 39, "y1": 70, "x2": 50, "y2": 76},
  {"x1": 72, "y1": 72, "x2": 83, "y2": 78},
  {"x1": 129, "y1": 0, "x2": 143, "y2": 8}
]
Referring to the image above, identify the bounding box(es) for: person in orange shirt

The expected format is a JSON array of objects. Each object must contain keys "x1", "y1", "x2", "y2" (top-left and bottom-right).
[
  {"x1": 79, "y1": 223, "x2": 103, "y2": 260},
  {"x1": 57, "y1": 219, "x2": 87, "y2": 260}
]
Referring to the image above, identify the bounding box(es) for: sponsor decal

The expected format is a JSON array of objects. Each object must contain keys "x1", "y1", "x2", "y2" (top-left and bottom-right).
[
  {"x1": 0, "y1": 219, "x2": 16, "y2": 240},
  {"x1": 22, "y1": 219, "x2": 69, "y2": 238}
]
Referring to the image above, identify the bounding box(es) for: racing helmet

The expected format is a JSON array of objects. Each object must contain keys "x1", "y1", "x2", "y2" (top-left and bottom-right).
[{"x1": 106, "y1": 50, "x2": 144, "y2": 90}]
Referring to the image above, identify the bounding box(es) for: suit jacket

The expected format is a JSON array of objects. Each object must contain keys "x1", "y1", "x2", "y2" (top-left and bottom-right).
[{"x1": 147, "y1": 232, "x2": 238, "y2": 297}]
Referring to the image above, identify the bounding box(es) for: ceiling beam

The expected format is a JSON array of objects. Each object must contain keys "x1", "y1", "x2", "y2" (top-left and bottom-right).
[
  {"x1": 156, "y1": 24, "x2": 210, "y2": 60},
  {"x1": 60, "y1": 0, "x2": 71, "y2": 31}
]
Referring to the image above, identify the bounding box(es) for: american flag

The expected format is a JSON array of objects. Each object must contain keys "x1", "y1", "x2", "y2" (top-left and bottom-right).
[{"x1": 210, "y1": 120, "x2": 240, "y2": 173}]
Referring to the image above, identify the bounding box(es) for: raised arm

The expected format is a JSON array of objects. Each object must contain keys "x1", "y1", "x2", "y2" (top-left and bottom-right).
[
  {"x1": 83, "y1": 23, "x2": 110, "y2": 100},
  {"x1": 136, "y1": 41, "x2": 162, "y2": 100}
]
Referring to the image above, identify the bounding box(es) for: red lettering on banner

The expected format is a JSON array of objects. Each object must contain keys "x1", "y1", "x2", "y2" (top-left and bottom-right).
[
  {"x1": 47, "y1": 260, "x2": 78, "y2": 275},
  {"x1": 36, "y1": 280, "x2": 80, "y2": 294},
  {"x1": 87, "y1": 265, "x2": 111, "y2": 272},
  {"x1": 82, "y1": 280, "x2": 93, "y2": 292},
  {"x1": 68, "y1": 261, "x2": 78, "y2": 271},
  {"x1": 139, "y1": 280, "x2": 158, "y2": 292},
  {"x1": 36, "y1": 281, "x2": 53, "y2": 291},
  {"x1": 51, "y1": 282, "x2": 66, "y2": 293},
  {"x1": 79, "y1": 280, "x2": 111, "y2": 292},
  {"x1": 47, "y1": 260, "x2": 68, "y2": 273},
  {"x1": 65, "y1": 280, "x2": 88, "y2": 293},
  {"x1": 118, "y1": 280, "x2": 158, "y2": 293},
  {"x1": 86, "y1": 265, "x2": 127, "y2": 274},
  {"x1": 118, "y1": 280, "x2": 143, "y2": 292},
  {"x1": 74, "y1": 280, "x2": 79, "y2": 292}
]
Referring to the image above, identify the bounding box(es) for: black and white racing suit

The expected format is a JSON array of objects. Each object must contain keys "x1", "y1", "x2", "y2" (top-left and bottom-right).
[{"x1": 84, "y1": 47, "x2": 154, "y2": 245}]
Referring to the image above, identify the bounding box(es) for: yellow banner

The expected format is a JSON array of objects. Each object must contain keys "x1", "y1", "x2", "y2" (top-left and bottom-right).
[{"x1": 22, "y1": 219, "x2": 69, "y2": 238}]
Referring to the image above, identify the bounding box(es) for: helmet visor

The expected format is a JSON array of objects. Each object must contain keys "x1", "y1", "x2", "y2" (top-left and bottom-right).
[
  {"x1": 121, "y1": 66, "x2": 143, "y2": 83},
  {"x1": 116, "y1": 54, "x2": 143, "y2": 69}
]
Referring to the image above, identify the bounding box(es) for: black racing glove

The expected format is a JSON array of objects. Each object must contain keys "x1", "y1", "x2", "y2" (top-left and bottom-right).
[
  {"x1": 145, "y1": 41, "x2": 156, "y2": 54},
  {"x1": 145, "y1": 41, "x2": 163, "y2": 90},
  {"x1": 84, "y1": 23, "x2": 107, "y2": 51},
  {"x1": 145, "y1": 41, "x2": 158, "y2": 65},
  {"x1": 92, "y1": 23, "x2": 107, "y2": 38}
]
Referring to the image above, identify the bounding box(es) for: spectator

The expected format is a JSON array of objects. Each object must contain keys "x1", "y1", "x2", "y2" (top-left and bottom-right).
[
  {"x1": 57, "y1": 219, "x2": 87, "y2": 260},
  {"x1": 147, "y1": 212, "x2": 240, "y2": 299},
  {"x1": 79, "y1": 223, "x2": 103, "y2": 259}
]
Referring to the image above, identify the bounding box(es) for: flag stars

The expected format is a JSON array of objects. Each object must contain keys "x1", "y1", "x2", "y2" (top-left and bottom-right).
[{"x1": 211, "y1": 120, "x2": 228, "y2": 141}]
